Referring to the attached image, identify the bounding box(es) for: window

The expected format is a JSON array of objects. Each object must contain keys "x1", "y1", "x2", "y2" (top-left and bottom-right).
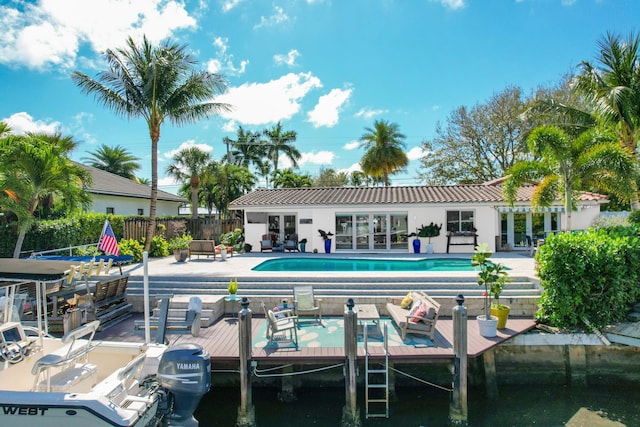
[
  {"x1": 106, "y1": 207, "x2": 114, "y2": 214},
  {"x1": 446, "y1": 210, "x2": 475, "y2": 233},
  {"x1": 137, "y1": 208, "x2": 144, "y2": 215}
]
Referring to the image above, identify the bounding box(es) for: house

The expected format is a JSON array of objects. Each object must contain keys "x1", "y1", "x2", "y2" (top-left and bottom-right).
[
  {"x1": 78, "y1": 163, "x2": 186, "y2": 216},
  {"x1": 229, "y1": 181, "x2": 607, "y2": 254}
]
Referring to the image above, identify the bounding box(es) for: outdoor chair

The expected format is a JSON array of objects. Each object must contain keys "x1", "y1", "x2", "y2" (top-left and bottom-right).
[
  {"x1": 260, "y1": 301, "x2": 298, "y2": 346},
  {"x1": 284, "y1": 233, "x2": 299, "y2": 252},
  {"x1": 293, "y1": 285, "x2": 322, "y2": 324},
  {"x1": 260, "y1": 234, "x2": 273, "y2": 252}
]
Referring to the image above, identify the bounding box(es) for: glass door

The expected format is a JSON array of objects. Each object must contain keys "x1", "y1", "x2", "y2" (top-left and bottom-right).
[
  {"x1": 356, "y1": 214, "x2": 369, "y2": 250},
  {"x1": 335, "y1": 214, "x2": 353, "y2": 250},
  {"x1": 373, "y1": 214, "x2": 387, "y2": 250}
]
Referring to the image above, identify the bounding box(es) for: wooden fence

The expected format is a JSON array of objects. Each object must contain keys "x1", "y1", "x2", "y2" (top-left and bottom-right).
[{"x1": 123, "y1": 217, "x2": 243, "y2": 242}]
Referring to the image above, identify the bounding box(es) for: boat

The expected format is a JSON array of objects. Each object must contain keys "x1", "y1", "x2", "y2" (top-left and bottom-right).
[{"x1": 0, "y1": 259, "x2": 211, "y2": 426}]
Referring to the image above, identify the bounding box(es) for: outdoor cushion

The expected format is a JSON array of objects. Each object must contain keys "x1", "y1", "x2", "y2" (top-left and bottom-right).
[
  {"x1": 297, "y1": 293, "x2": 314, "y2": 310},
  {"x1": 409, "y1": 301, "x2": 428, "y2": 324},
  {"x1": 400, "y1": 292, "x2": 413, "y2": 309}
]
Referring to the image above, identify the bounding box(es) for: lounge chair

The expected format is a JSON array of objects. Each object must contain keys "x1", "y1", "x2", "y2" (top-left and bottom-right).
[
  {"x1": 284, "y1": 233, "x2": 299, "y2": 252},
  {"x1": 386, "y1": 291, "x2": 440, "y2": 340},
  {"x1": 293, "y1": 285, "x2": 322, "y2": 324},
  {"x1": 260, "y1": 301, "x2": 298, "y2": 346},
  {"x1": 260, "y1": 234, "x2": 273, "y2": 252}
]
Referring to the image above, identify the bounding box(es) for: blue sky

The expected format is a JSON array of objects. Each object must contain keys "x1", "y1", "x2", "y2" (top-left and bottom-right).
[{"x1": 1, "y1": 0, "x2": 638, "y2": 193}]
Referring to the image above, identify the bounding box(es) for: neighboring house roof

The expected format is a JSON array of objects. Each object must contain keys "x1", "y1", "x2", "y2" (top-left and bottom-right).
[
  {"x1": 229, "y1": 185, "x2": 607, "y2": 207},
  {"x1": 77, "y1": 162, "x2": 185, "y2": 203}
]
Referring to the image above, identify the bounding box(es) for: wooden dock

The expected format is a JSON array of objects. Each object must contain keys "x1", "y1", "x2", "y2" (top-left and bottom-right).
[{"x1": 96, "y1": 313, "x2": 536, "y2": 365}]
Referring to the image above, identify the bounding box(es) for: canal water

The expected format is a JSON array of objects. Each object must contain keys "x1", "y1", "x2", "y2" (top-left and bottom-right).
[{"x1": 195, "y1": 384, "x2": 640, "y2": 426}]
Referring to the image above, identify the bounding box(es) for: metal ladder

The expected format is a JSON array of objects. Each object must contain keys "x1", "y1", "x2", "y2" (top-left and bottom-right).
[{"x1": 364, "y1": 321, "x2": 389, "y2": 418}]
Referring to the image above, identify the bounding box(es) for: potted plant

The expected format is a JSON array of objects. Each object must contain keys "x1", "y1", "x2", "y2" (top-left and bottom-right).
[
  {"x1": 318, "y1": 229, "x2": 334, "y2": 253},
  {"x1": 227, "y1": 278, "x2": 238, "y2": 299},
  {"x1": 489, "y1": 263, "x2": 510, "y2": 329},
  {"x1": 299, "y1": 238, "x2": 308, "y2": 253},
  {"x1": 471, "y1": 243, "x2": 508, "y2": 337},
  {"x1": 168, "y1": 234, "x2": 192, "y2": 262},
  {"x1": 417, "y1": 222, "x2": 442, "y2": 254}
]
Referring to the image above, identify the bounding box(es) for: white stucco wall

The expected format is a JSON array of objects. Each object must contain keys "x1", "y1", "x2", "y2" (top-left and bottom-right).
[{"x1": 90, "y1": 194, "x2": 181, "y2": 216}]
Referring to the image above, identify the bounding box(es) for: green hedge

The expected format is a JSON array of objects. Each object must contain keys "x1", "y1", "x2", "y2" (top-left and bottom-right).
[{"x1": 535, "y1": 226, "x2": 640, "y2": 330}]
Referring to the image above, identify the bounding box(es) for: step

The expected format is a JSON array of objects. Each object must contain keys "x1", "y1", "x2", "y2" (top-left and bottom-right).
[{"x1": 627, "y1": 312, "x2": 640, "y2": 322}]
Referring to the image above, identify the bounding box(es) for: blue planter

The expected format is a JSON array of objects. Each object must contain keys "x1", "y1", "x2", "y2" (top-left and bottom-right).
[
  {"x1": 412, "y1": 239, "x2": 420, "y2": 254},
  {"x1": 300, "y1": 242, "x2": 306, "y2": 253},
  {"x1": 324, "y1": 239, "x2": 332, "y2": 254}
]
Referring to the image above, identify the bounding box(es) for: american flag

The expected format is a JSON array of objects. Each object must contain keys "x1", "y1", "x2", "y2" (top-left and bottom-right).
[{"x1": 98, "y1": 220, "x2": 120, "y2": 256}]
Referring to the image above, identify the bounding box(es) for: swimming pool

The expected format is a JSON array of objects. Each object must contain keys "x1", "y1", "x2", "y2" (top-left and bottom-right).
[{"x1": 252, "y1": 257, "x2": 475, "y2": 272}]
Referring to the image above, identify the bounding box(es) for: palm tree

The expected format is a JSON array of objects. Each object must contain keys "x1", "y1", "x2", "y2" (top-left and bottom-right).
[
  {"x1": 359, "y1": 119, "x2": 408, "y2": 186},
  {"x1": 225, "y1": 126, "x2": 265, "y2": 168},
  {"x1": 263, "y1": 122, "x2": 300, "y2": 172},
  {"x1": 83, "y1": 144, "x2": 141, "y2": 179},
  {"x1": 573, "y1": 31, "x2": 640, "y2": 210},
  {"x1": 0, "y1": 133, "x2": 91, "y2": 257},
  {"x1": 503, "y1": 126, "x2": 639, "y2": 231},
  {"x1": 72, "y1": 35, "x2": 230, "y2": 251},
  {"x1": 272, "y1": 168, "x2": 313, "y2": 188},
  {"x1": 199, "y1": 162, "x2": 256, "y2": 218},
  {"x1": 165, "y1": 146, "x2": 211, "y2": 219}
]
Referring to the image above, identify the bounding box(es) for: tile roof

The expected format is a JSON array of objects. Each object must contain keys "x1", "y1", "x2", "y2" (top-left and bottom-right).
[
  {"x1": 229, "y1": 185, "x2": 607, "y2": 207},
  {"x1": 77, "y1": 162, "x2": 185, "y2": 202}
]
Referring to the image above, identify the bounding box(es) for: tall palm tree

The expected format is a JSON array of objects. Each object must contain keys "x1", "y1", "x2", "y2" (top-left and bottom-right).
[
  {"x1": 503, "y1": 126, "x2": 639, "y2": 231},
  {"x1": 0, "y1": 133, "x2": 91, "y2": 257},
  {"x1": 165, "y1": 146, "x2": 211, "y2": 219},
  {"x1": 263, "y1": 121, "x2": 300, "y2": 172},
  {"x1": 573, "y1": 31, "x2": 640, "y2": 210},
  {"x1": 199, "y1": 161, "x2": 256, "y2": 218},
  {"x1": 225, "y1": 126, "x2": 265, "y2": 168},
  {"x1": 83, "y1": 144, "x2": 141, "y2": 179},
  {"x1": 359, "y1": 119, "x2": 408, "y2": 186},
  {"x1": 72, "y1": 35, "x2": 229, "y2": 250}
]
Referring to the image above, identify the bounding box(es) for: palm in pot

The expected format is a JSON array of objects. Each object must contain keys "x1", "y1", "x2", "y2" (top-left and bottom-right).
[{"x1": 471, "y1": 243, "x2": 509, "y2": 335}]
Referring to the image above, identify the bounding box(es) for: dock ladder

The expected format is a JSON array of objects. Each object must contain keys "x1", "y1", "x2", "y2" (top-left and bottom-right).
[{"x1": 364, "y1": 321, "x2": 389, "y2": 418}]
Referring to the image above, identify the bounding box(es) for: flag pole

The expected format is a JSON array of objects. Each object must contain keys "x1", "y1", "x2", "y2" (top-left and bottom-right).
[
  {"x1": 143, "y1": 251, "x2": 151, "y2": 343},
  {"x1": 99, "y1": 219, "x2": 108, "y2": 246}
]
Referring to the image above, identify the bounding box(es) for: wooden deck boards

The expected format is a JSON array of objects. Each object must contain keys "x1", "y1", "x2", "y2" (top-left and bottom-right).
[{"x1": 95, "y1": 314, "x2": 536, "y2": 364}]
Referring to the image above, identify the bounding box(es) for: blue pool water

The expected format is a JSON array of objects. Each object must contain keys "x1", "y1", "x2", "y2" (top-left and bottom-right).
[{"x1": 252, "y1": 257, "x2": 474, "y2": 272}]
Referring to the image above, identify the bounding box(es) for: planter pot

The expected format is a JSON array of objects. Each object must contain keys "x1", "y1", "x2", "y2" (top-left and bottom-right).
[
  {"x1": 324, "y1": 239, "x2": 332, "y2": 254},
  {"x1": 477, "y1": 314, "x2": 498, "y2": 337},
  {"x1": 173, "y1": 248, "x2": 189, "y2": 262},
  {"x1": 425, "y1": 243, "x2": 434, "y2": 254},
  {"x1": 490, "y1": 305, "x2": 510, "y2": 329},
  {"x1": 412, "y1": 239, "x2": 420, "y2": 254},
  {"x1": 220, "y1": 247, "x2": 227, "y2": 262},
  {"x1": 300, "y1": 242, "x2": 306, "y2": 253},
  {"x1": 419, "y1": 237, "x2": 429, "y2": 253}
]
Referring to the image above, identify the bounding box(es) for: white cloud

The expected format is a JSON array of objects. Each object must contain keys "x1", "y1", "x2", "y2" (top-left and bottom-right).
[
  {"x1": 215, "y1": 72, "x2": 322, "y2": 125},
  {"x1": 299, "y1": 151, "x2": 335, "y2": 166},
  {"x1": 254, "y1": 5, "x2": 290, "y2": 29},
  {"x1": 163, "y1": 139, "x2": 214, "y2": 160},
  {"x1": 222, "y1": 120, "x2": 237, "y2": 132},
  {"x1": 3, "y1": 112, "x2": 61, "y2": 135},
  {"x1": 274, "y1": 49, "x2": 301, "y2": 67},
  {"x1": 354, "y1": 108, "x2": 386, "y2": 120},
  {"x1": 222, "y1": 0, "x2": 245, "y2": 12},
  {"x1": 429, "y1": 0, "x2": 465, "y2": 10},
  {"x1": 307, "y1": 88, "x2": 352, "y2": 128},
  {"x1": 343, "y1": 141, "x2": 360, "y2": 150},
  {"x1": 206, "y1": 36, "x2": 248, "y2": 75},
  {"x1": 340, "y1": 162, "x2": 362, "y2": 174},
  {"x1": 0, "y1": 0, "x2": 196, "y2": 70},
  {"x1": 406, "y1": 146, "x2": 427, "y2": 161}
]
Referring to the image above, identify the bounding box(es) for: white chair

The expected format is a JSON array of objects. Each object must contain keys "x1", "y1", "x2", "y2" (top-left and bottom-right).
[
  {"x1": 260, "y1": 302, "x2": 298, "y2": 346},
  {"x1": 293, "y1": 286, "x2": 322, "y2": 324}
]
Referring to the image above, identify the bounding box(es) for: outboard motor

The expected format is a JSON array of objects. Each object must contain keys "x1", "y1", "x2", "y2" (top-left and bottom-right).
[{"x1": 157, "y1": 343, "x2": 211, "y2": 426}]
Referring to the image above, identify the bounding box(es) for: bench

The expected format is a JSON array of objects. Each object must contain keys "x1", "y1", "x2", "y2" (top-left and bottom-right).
[
  {"x1": 189, "y1": 240, "x2": 216, "y2": 260},
  {"x1": 386, "y1": 291, "x2": 440, "y2": 340}
]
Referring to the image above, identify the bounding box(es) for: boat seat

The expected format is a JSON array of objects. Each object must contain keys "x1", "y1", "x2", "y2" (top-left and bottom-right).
[
  {"x1": 46, "y1": 362, "x2": 98, "y2": 392},
  {"x1": 31, "y1": 320, "x2": 101, "y2": 391}
]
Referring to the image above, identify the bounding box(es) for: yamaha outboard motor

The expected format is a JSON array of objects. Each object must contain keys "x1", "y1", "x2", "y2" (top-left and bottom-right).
[{"x1": 157, "y1": 343, "x2": 211, "y2": 426}]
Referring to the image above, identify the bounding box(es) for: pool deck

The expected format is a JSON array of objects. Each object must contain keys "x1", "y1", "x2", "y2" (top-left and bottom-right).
[{"x1": 97, "y1": 251, "x2": 538, "y2": 366}]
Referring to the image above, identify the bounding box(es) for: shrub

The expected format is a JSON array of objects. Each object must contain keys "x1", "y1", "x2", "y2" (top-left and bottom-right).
[
  {"x1": 535, "y1": 226, "x2": 640, "y2": 330},
  {"x1": 119, "y1": 238, "x2": 144, "y2": 262},
  {"x1": 149, "y1": 235, "x2": 169, "y2": 257},
  {"x1": 629, "y1": 210, "x2": 640, "y2": 226}
]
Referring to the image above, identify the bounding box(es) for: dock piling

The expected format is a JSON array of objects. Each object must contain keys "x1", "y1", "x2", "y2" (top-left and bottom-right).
[
  {"x1": 449, "y1": 294, "x2": 468, "y2": 426},
  {"x1": 342, "y1": 298, "x2": 361, "y2": 427},
  {"x1": 237, "y1": 297, "x2": 256, "y2": 427}
]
